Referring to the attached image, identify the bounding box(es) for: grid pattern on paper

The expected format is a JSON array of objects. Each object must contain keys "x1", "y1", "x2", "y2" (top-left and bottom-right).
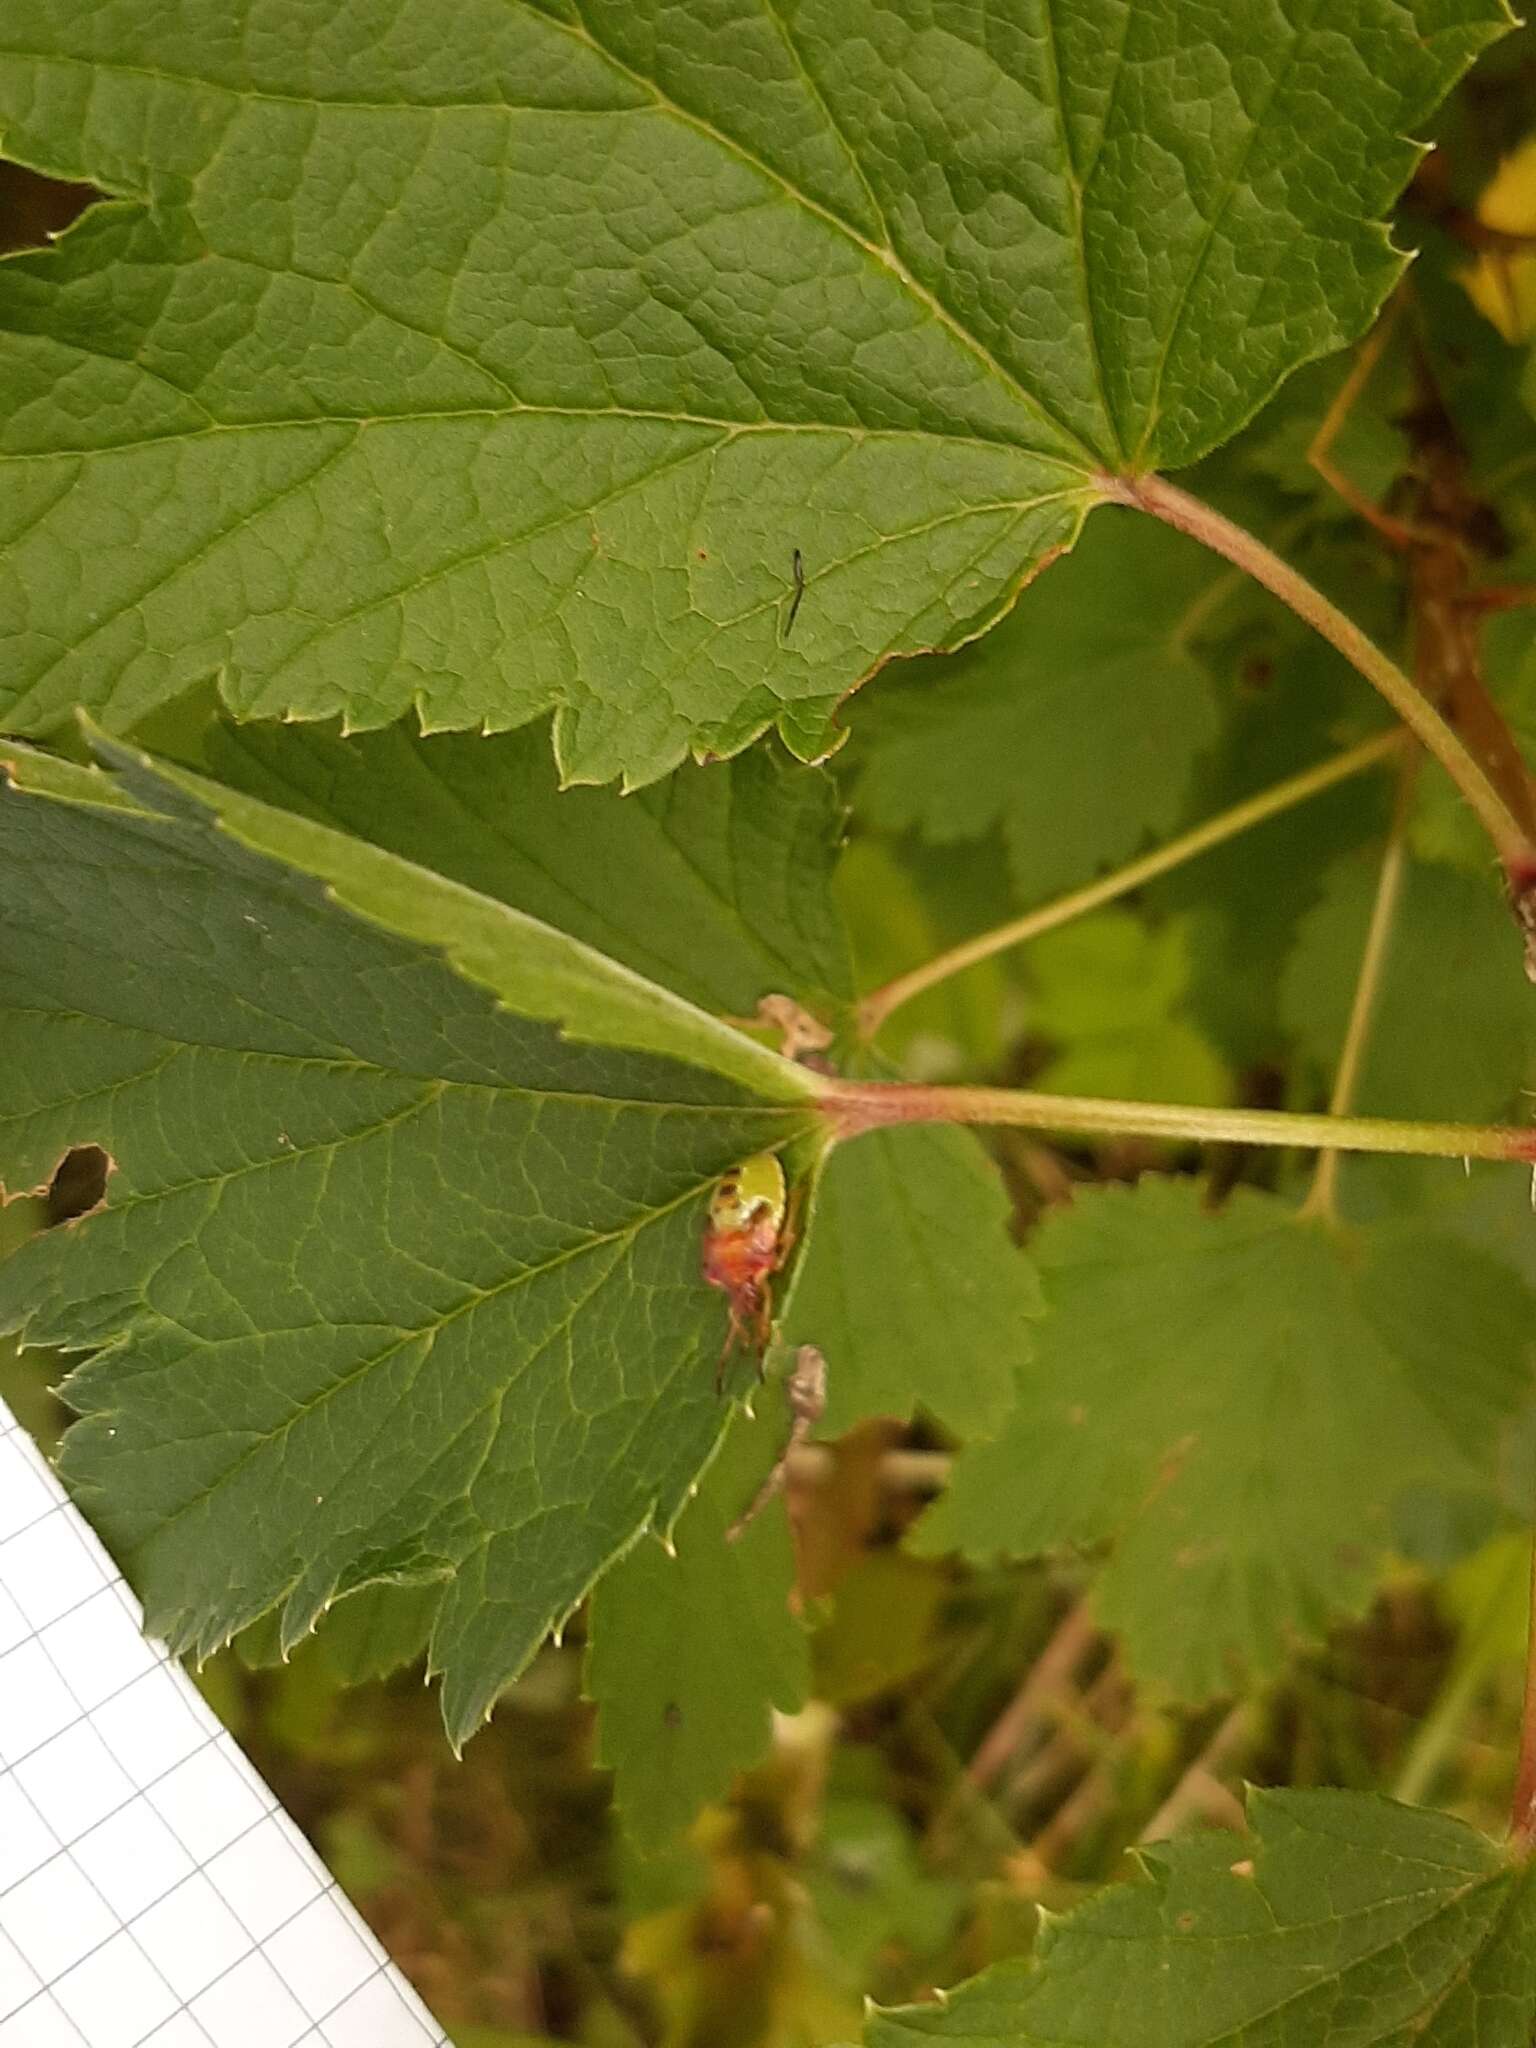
[{"x1": 0, "y1": 1399, "x2": 451, "y2": 2048}]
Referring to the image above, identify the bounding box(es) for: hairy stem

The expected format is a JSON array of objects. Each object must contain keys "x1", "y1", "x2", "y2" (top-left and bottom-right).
[
  {"x1": 858, "y1": 730, "x2": 1403, "y2": 1039},
  {"x1": 1300, "y1": 758, "x2": 1419, "y2": 1222},
  {"x1": 1099, "y1": 471, "x2": 1536, "y2": 873},
  {"x1": 824, "y1": 1079, "x2": 1536, "y2": 1165}
]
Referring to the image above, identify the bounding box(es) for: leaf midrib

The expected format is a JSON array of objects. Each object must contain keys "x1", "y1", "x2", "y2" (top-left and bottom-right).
[
  {"x1": 0, "y1": 1002, "x2": 806, "y2": 1119},
  {"x1": 0, "y1": 400, "x2": 1087, "y2": 462},
  {"x1": 3, "y1": 412, "x2": 1083, "y2": 734},
  {"x1": 1036, "y1": 0, "x2": 1122, "y2": 467},
  {"x1": 394, "y1": 738, "x2": 839, "y2": 1012}
]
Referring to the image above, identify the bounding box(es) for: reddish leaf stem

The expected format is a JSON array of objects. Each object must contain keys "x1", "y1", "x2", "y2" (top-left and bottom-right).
[
  {"x1": 822, "y1": 1078, "x2": 1536, "y2": 1166},
  {"x1": 1098, "y1": 470, "x2": 1536, "y2": 881}
]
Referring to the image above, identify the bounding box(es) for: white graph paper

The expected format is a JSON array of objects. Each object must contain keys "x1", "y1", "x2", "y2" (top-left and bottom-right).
[{"x1": 0, "y1": 1398, "x2": 451, "y2": 2048}]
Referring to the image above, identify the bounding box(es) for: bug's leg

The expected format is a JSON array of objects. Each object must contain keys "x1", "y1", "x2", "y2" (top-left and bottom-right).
[
  {"x1": 754, "y1": 1189, "x2": 804, "y2": 1379},
  {"x1": 715, "y1": 1307, "x2": 742, "y2": 1395},
  {"x1": 773, "y1": 1183, "x2": 805, "y2": 1274},
  {"x1": 758, "y1": 1276, "x2": 786, "y2": 1380}
]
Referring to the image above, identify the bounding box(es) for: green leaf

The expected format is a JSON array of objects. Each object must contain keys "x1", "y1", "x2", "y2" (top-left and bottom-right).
[
  {"x1": 191, "y1": 713, "x2": 1037, "y2": 1442},
  {"x1": 850, "y1": 517, "x2": 1225, "y2": 904},
  {"x1": 198, "y1": 717, "x2": 854, "y2": 1025},
  {"x1": 834, "y1": 837, "x2": 1014, "y2": 1074},
  {"x1": 587, "y1": 1398, "x2": 809, "y2": 1855},
  {"x1": 1145, "y1": 640, "x2": 1392, "y2": 1071},
  {"x1": 1284, "y1": 850, "x2": 1534, "y2": 1125},
  {"x1": 232, "y1": 1572, "x2": 439, "y2": 1683},
  {"x1": 1237, "y1": 352, "x2": 1411, "y2": 516},
  {"x1": 0, "y1": 740, "x2": 820, "y2": 1745},
  {"x1": 914, "y1": 1177, "x2": 1534, "y2": 1697},
  {"x1": 812, "y1": 1552, "x2": 949, "y2": 1709},
  {"x1": 1029, "y1": 909, "x2": 1230, "y2": 1108},
  {"x1": 861, "y1": 1788, "x2": 1536, "y2": 2047},
  {"x1": 134, "y1": 720, "x2": 871, "y2": 1805},
  {"x1": 808, "y1": 1792, "x2": 963, "y2": 1996},
  {"x1": 779, "y1": 1123, "x2": 1040, "y2": 1441},
  {"x1": 0, "y1": 0, "x2": 1503, "y2": 780},
  {"x1": 309, "y1": 1581, "x2": 441, "y2": 1688},
  {"x1": 104, "y1": 737, "x2": 809, "y2": 1096}
]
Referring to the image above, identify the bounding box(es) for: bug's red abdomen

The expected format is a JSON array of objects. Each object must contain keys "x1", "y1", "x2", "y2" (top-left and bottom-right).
[{"x1": 702, "y1": 1216, "x2": 778, "y2": 1297}]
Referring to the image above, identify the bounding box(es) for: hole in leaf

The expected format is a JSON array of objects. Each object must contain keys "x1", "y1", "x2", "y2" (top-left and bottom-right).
[
  {"x1": 0, "y1": 160, "x2": 100, "y2": 256},
  {"x1": 45, "y1": 1145, "x2": 110, "y2": 1227}
]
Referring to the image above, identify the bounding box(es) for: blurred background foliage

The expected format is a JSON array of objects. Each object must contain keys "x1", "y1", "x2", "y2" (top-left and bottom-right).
[{"x1": 7, "y1": 27, "x2": 1536, "y2": 2046}]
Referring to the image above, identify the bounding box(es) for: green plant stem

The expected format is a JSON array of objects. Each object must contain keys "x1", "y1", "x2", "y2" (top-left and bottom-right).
[
  {"x1": 1394, "y1": 1537, "x2": 1529, "y2": 1814},
  {"x1": 1099, "y1": 470, "x2": 1536, "y2": 874},
  {"x1": 857, "y1": 730, "x2": 1403, "y2": 1039},
  {"x1": 1300, "y1": 757, "x2": 1419, "y2": 1222},
  {"x1": 824, "y1": 1078, "x2": 1536, "y2": 1165},
  {"x1": 1393, "y1": 1653, "x2": 1492, "y2": 1811}
]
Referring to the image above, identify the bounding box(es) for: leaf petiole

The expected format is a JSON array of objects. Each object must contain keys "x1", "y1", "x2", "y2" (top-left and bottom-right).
[
  {"x1": 1299, "y1": 754, "x2": 1420, "y2": 1222},
  {"x1": 822, "y1": 1077, "x2": 1536, "y2": 1167},
  {"x1": 857, "y1": 729, "x2": 1405, "y2": 1038},
  {"x1": 1100, "y1": 471, "x2": 1536, "y2": 888}
]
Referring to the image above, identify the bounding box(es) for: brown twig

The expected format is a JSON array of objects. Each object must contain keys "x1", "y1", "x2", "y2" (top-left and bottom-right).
[
  {"x1": 1139, "y1": 1701, "x2": 1257, "y2": 1844},
  {"x1": 1306, "y1": 294, "x2": 1425, "y2": 548},
  {"x1": 1003, "y1": 1659, "x2": 1133, "y2": 1814},
  {"x1": 1013, "y1": 1732, "x2": 1133, "y2": 1884},
  {"x1": 966, "y1": 1603, "x2": 1100, "y2": 1792},
  {"x1": 783, "y1": 1445, "x2": 950, "y2": 1492},
  {"x1": 1098, "y1": 469, "x2": 1536, "y2": 887},
  {"x1": 1014, "y1": 1778, "x2": 1113, "y2": 1886}
]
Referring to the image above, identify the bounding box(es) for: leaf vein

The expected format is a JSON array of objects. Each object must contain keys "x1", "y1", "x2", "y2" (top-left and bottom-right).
[
  {"x1": 540, "y1": 0, "x2": 1099, "y2": 467},
  {"x1": 1131, "y1": 0, "x2": 1323, "y2": 469},
  {"x1": 117, "y1": 1167, "x2": 719, "y2": 1576}
]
